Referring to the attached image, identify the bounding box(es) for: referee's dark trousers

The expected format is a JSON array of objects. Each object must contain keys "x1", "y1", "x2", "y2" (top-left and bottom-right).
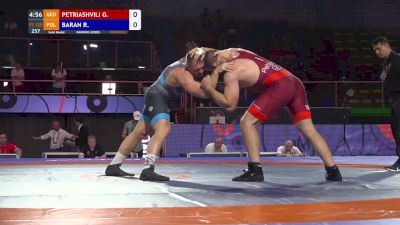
[{"x1": 391, "y1": 97, "x2": 400, "y2": 159}]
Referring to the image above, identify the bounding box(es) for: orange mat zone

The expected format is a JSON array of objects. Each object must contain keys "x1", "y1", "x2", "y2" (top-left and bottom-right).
[{"x1": 1, "y1": 198, "x2": 400, "y2": 225}]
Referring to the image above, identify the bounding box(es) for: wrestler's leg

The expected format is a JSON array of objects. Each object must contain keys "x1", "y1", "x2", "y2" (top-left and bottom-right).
[
  {"x1": 105, "y1": 120, "x2": 151, "y2": 176},
  {"x1": 140, "y1": 115, "x2": 171, "y2": 181},
  {"x1": 233, "y1": 83, "x2": 288, "y2": 182},
  {"x1": 232, "y1": 111, "x2": 264, "y2": 182},
  {"x1": 294, "y1": 119, "x2": 335, "y2": 166},
  {"x1": 289, "y1": 77, "x2": 342, "y2": 181}
]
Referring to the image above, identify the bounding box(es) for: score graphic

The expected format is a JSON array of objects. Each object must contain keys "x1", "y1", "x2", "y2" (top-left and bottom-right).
[{"x1": 28, "y1": 9, "x2": 141, "y2": 34}]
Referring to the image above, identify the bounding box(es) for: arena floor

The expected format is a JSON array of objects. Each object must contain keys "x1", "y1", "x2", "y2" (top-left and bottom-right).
[{"x1": 1, "y1": 156, "x2": 400, "y2": 225}]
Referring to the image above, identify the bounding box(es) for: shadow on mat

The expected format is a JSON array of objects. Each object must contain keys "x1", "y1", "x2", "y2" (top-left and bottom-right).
[
  {"x1": 350, "y1": 171, "x2": 399, "y2": 183},
  {"x1": 97, "y1": 174, "x2": 138, "y2": 180},
  {"x1": 166, "y1": 175, "x2": 399, "y2": 198},
  {"x1": 165, "y1": 180, "x2": 337, "y2": 198}
]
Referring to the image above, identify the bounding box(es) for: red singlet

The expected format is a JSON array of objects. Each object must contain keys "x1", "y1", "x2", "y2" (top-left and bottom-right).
[{"x1": 233, "y1": 50, "x2": 311, "y2": 123}]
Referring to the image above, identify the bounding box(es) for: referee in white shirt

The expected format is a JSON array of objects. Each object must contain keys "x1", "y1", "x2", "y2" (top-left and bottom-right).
[{"x1": 32, "y1": 120, "x2": 75, "y2": 151}]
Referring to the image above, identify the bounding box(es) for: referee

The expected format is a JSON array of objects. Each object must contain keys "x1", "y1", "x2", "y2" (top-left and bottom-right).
[{"x1": 372, "y1": 37, "x2": 400, "y2": 171}]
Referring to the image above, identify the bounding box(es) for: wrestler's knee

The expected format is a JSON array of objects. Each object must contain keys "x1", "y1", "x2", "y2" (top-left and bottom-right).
[{"x1": 240, "y1": 114, "x2": 257, "y2": 130}]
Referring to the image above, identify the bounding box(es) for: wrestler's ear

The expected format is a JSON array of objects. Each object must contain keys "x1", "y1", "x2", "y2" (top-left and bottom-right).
[{"x1": 212, "y1": 53, "x2": 218, "y2": 67}]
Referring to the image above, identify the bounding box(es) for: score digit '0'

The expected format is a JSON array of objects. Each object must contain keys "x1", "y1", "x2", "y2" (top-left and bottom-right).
[{"x1": 129, "y1": 9, "x2": 141, "y2": 30}]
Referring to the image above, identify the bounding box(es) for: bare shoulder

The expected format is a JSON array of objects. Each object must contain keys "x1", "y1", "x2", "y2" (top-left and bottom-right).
[
  {"x1": 223, "y1": 59, "x2": 250, "y2": 83},
  {"x1": 169, "y1": 67, "x2": 192, "y2": 85},
  {"x1": 230, "y1": 58, "x2": 251, "y2": 70},
  {"x1": 171, "y1": 66, "x2": 185, "y2": 74},
  {"x1": 169, "y1": 67, "x2": 188, "y2": 79}
]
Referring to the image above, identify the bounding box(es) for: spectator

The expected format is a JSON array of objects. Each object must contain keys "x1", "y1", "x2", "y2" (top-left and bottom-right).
[
  {"x1": 213, "y1": 9, "x2": 225, "y2": 48},
  {"x1": 225, "y1": 17, "x2": 239, "y2": 46},
  {"x1": 0, "y1": 133, "x2": 22, "y2": 157},
  {"x1": 10, "y1": 62, "x2": 25, "y2": 92},
  {"x1": 199, "y1": 7, "x2": 211, "y2": 29},
  {"x1": 79, "y1": 135, "x2": 106, "y2": 159},
  {"x1": 277, "y1": 140, "x2": 304, "y2": 157},
  {"x1": 74, "y1": 117, "x2": 89, "y2": 151},
  {"x1": 122, "y1": 111, "x2": 143, "y2": 157},
  {"x1": 31, "y1": 120, "x2": 75, "y2": 151},
  {"x1": 204, "y1": 138, "x2": 228, "y2": 153},
  {"x1": 213, "y1": 9, "x2": 224, "y2": 30},
  {"x1": 51, "y1": 62, "x2": 67, "y2": 93},
  {"x1": 4, "y1": 15, "x2": 18, "y2": 36}
]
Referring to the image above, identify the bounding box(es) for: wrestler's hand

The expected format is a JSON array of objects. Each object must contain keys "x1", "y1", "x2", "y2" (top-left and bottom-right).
[
  {"x1": 201, "y1": 75, "x2": 213, "y2": 91},
  {"x1": 188, "y1": 47, "x2": 205, "y2": 62},
  {"x1": 217, "y1": 62, "x2": 235, "y2": 73}
]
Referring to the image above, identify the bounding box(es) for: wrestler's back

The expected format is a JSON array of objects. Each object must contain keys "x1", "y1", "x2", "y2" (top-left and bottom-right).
[{"x1": 227, "y1": 58, "x2": 260, "y2": 88}]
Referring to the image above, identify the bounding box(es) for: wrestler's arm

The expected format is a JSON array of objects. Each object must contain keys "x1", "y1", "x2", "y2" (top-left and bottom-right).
[
  {"x1": 175, "y1": 70, "x2": 209, "y2": 99},
  {"x1": 203, "y1": 71, "x2": 240, "y2": 112},
  {"x1": 208, "y1": 65, "x2": 222, "y2": 90},
  {"x1": 208, "y1": 62, "x2": 236, "y2": 89}
]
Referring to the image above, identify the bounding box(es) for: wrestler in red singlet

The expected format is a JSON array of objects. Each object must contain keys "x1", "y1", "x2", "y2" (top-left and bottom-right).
[
  {"x1": 201, "y1": 48, "x2": 342, "y2": 182},
  {"x1": 231, "y1": 50, "x2": 311, "y2": 123}
]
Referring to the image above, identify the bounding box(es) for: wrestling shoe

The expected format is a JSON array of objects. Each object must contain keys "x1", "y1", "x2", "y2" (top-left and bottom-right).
[
  {"x1": 384, "y1": 162, "x2": 400, "y2": 171},
  {"x1": 325, "y1": 165, "x2": 343, "y2": 181},
  {"x1": 232, "y1": 162, "x2": 264, "y2": 182},
  {"x1": 105, "y1": 164, "x2": 135, "y2": 176},
  {"x1": 140, "y1": 165, "x2": 170, "y2": 181}
]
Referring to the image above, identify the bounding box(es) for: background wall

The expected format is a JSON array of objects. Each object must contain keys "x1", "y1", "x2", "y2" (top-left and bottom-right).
[{"x1": 166, "y1": 124, "x2": 396, "y2": 157}]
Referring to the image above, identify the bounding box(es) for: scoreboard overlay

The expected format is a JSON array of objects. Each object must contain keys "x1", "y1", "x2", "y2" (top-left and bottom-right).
[{"x1": 28, "y1": 9, "x2": 141, "y2": 34}]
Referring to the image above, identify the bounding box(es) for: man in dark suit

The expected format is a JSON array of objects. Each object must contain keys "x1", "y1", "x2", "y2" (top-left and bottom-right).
[
  {"x1": 79, "y1": 135, "x2": 106, "y2": 159},
  {"x1": 372, "y1": 37, "x2": 400, "y2": 171},
  {"x1": 74, "y1": 117, "x2": 89, "y2": 151}
]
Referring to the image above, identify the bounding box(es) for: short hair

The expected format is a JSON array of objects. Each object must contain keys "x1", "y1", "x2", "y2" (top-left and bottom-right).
[
  {"x1": 371, "y1": 37, "x2": 389, "y2": 46},
  {"x1": 215, "y1": 137, "x2": 223, "y2": 143},
  {"x1": 185, "y1": 50, "x2": 202, "y2": 67},
  {"x1": 75, "y1": 117, "x2": 84, "y2": 124},
  {"x1": 204, "y1": 50, "x2": 218, "y2": 71},
  {"x1": 88, "y1": 135, "x2": 96, "y2": 140},
  {"x1": 284, "y1": 140, "x2": 294, "y2": 146}
]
